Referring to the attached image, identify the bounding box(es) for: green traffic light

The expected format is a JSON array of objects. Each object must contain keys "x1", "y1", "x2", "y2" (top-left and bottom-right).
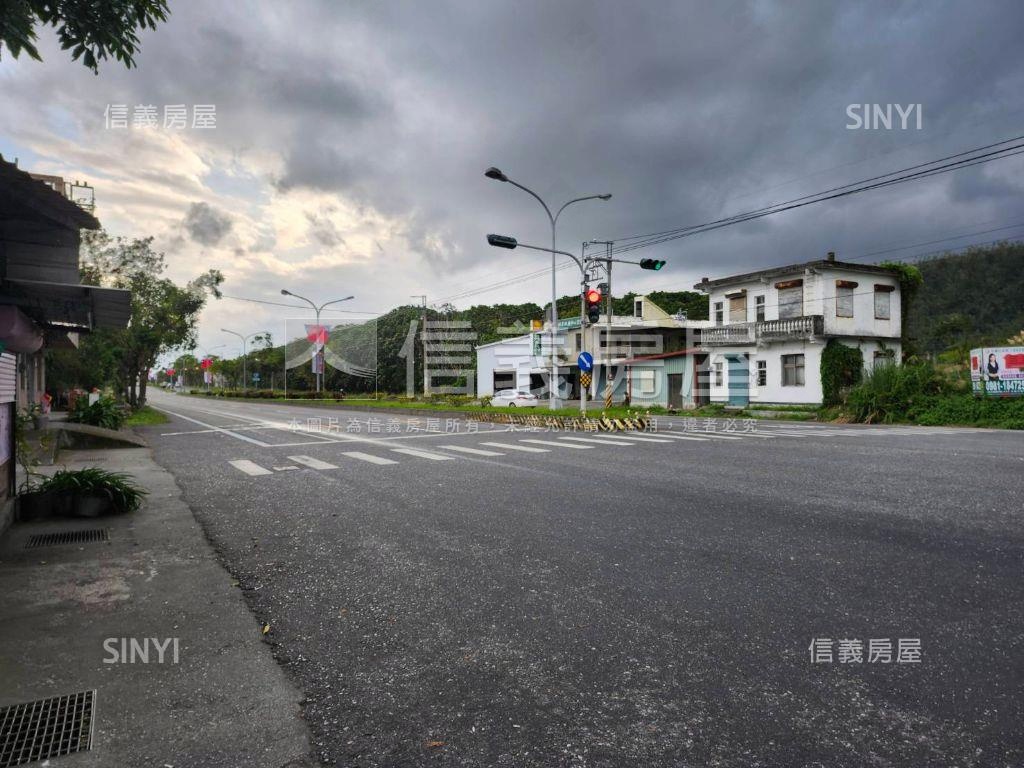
[{"x1": 639, "y1": 258, "x2": 666, "y2": 271}]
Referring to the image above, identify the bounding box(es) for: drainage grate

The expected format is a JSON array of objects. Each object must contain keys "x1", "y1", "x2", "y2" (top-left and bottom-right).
[
  {"x1": 25, "y1": 529, "x2": 109, "y2": 550},
  {"x1": 0, "y1": 690, "x2": 95, "y2": 766}
]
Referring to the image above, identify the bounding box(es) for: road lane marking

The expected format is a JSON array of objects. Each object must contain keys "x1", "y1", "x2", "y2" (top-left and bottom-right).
[
  {"x1": 438, "y1": 445, "x2": 506, "y2": 456},
  {"x1": 391, "y1": 447, "x2": 455, "y2": 461},
  {"x1": 288, "y1": 455, "x2": 340, "y2": 470},
  {"x1": 694, "y1": 433, "x2": 744, "y2": 440},
  {"x1": 342, "y1": 451, "x2": 398, "y2": 465},
  {"x1": 519, "y1": 439, "x2": 593, "y2": 449},
  {"x1": 559, "y1": 436, "x2": 635, "y2": 446},
  {"x1": 587, "y1": 434, "x2": 674, "y2": 443},
  {"x1": 656, "y1": 433, "x2": 712, "y2": 441},
  {"x1": 479, "y1": 442, "x2": 549, "y2": 453},
  {"x1": 152, "y1": 407, "x2": 271, "y2": 446},
  {"x1": 229, "y1": 459, "x2": 273, "y2": 476}
]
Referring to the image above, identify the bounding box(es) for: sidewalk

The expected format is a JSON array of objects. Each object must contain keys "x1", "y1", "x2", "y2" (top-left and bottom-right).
[{"x1": 0, "y1": 446, "x2": 317, "y2": 767}]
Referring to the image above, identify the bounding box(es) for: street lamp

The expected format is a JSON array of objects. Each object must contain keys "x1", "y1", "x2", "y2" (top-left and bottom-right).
[
  {"x1": 280, "y1": 290, "x2": 355, "y2": 393},
  {"x1": 197, "y1": 343, "x2": 225, "y2": 390},
  {"x1": 485, "y1": 166, "x2": 610, "y2": 409},
  {"x1": 221, "y1": 329, "x2": 270, "y2": 392}
]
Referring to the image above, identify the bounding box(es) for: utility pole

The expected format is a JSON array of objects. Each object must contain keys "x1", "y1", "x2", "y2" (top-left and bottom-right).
[
  {"x1": 604, "y1": 241, "x2": 614, "y2": 408},
  {"x1": 412, "y1": 295, "x2": 428, "y2": 396}
]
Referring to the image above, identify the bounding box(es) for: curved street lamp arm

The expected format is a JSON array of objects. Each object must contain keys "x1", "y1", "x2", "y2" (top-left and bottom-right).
[
  {"x1": 505, "y1": 178, "x2": 554, "y2": 226},
  {"x1": 553, "y1": 194, "x2": 611, "y2": 225},
  {"x1": 317, "y1": 296, "x2": 355, "y2": 313}
]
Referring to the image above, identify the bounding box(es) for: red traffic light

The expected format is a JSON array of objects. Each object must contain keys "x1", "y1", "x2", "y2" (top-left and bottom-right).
[{"x1": 585, "y1": 288, "x2": 602, "y2": 305}]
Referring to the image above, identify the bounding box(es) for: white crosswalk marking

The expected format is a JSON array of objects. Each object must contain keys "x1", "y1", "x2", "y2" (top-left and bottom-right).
[
  {"x1": 438, "y1": 445, "x2": 506, "y2": 457},
  {"x1": 229, "y1": 459, "x2": 273, "y2": 476},
  {"x1": 342, "y1": 451, "x2": 399, "y2": 465},
  {"x1": 391, "y1": 447, "x2": 454, "y2": 461},
  {"x1": 648, "y1": 433, "x2": 712, "y2": 441},
  {"x1": 480, "y1": 441, "x2": 549, "y2": 453},
  {"x1": 588, "y1": 433, "x2": 674, "y2": 443},
  {"x1": 288, "y1": 455, "x2": 339, "y2": 470},
  {"x1": 559, "y1": 436, "x2": 635, "y2": 446},
  {"x1": 519, "y1": 439, "x2": 593, "y2": 449}
]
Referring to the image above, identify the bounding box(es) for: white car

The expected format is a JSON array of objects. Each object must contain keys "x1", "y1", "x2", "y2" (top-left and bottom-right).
[{"x1": 491, "y1": 389, "x2": 539, "y2": 407}]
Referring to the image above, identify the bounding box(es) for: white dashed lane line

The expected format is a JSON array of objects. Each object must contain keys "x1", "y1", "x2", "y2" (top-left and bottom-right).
[
  {"x1": 437, "y1": 445, "x2": 506, "y2": 457},
  {"x1": 559, "y1": 436, "x2": 636, "y2": 446},
  {"x1": 228, "y1": 459, "x2": 274, "y2": 476},
  {"x1": 519, "y1": 439, "x2": 593, "y2": 449},
  {"x1": 288, "y1": 455, "x2": 340, "y2": 469},
  {"x1": 479, "y1": 442, "x2": 550, "y2": 453},
  {"x1": 342, "y1": 451, "x2": 399, "y2": 465},
  {"x1": 390, "y1": 447, "x2": 455, "y2": 461}
]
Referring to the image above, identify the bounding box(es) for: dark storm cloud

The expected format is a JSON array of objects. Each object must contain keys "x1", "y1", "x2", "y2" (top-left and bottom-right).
[
  {"x1": 183, "y1": 201, "x2": 232, "y2": 246},
  {"x1": 6, "y1": 0, "x2": 1023, "y2": 307}
]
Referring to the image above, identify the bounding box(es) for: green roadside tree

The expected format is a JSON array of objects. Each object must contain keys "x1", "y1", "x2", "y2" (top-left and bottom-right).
[
  {"x1": 0, "y1": 0, "x2": 169, "y2": 72},
  {"x1": 80, "y1": 230, "x2": 223, "y2": 406}
]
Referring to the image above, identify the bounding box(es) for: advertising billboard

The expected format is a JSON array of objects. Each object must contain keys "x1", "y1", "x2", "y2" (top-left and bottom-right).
[{"x1": 970, "y1": 346, "x2": 1024, "y2": 396}]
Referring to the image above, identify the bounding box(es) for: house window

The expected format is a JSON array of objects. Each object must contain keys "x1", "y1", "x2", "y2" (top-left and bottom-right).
[
  {"x1": 777, "y1": 286, "x2": 803, "y2": 319},
  {"x1": 714, "y1": 301, "x2": 724, "y2": 325},
  {"x1": 874, "y1": 285, "x2": 892, "y2": 320},
  {"x1": 756, "y1": 359, "x2": 767, "y2": 387},
  {"x1": 728, "y1": 295, "x2": 746, "y2": 324},
  {"x1": 782, "y1": 354, "x2": 805, "y2": 386},
  {"x1": 836, "y1": 285, "x2": 855, "y2": 318},
  {"x1": 755, "y1": 295, "x2": 765, "y2": 322},
  {"x1": 874, "y1": 349, "x2": 895, "y2": 367},
  {"x1": 714, "y1": 361, "x2": 724, "y2": 387}
]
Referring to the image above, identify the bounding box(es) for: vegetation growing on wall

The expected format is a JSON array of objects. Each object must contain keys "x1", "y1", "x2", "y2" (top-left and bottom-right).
[{"x1": 820, "y1": 340, "x2": 863, "y2": 406}]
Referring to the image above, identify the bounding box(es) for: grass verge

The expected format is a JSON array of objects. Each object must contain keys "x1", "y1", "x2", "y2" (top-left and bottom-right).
[{"x1": 125, "y1": 406, "x2": 170, "y2": 426}]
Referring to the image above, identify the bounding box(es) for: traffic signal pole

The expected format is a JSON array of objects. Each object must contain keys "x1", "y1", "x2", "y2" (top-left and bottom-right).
[
  {"x1": 486, "y1": 234, "x2": 666, "y2": 418},
  {"x1": 580, "y1": 271, "x2": 588, "y2": 417}
]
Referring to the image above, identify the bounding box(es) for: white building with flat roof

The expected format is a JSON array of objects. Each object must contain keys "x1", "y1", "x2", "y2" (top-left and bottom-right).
[{"x1": 694, "y1": 252, "x2": 902, "y2": 406}]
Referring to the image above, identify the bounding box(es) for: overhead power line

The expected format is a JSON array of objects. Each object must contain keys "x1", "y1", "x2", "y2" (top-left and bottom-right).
[{"x1": 605, "y1": 134, "x2": 1024, "y2": 255}]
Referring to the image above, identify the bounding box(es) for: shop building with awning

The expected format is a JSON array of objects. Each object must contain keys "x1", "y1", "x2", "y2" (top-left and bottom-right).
[{"x1": 0, "y1": 155, "x2": 131, "y2": 514}]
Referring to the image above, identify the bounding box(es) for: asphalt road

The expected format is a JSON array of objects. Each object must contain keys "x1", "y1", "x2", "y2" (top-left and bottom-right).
[{"x1": 143, "y1": 389, "x2": 1024, "y2": 767}]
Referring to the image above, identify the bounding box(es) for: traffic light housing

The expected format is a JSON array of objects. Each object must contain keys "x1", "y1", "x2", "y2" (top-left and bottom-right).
[
  {"x1": 640, "y1": 258, "x2": 666, "y2": 270},
  {"x1": 585, "y1": 286, "x2": 602, "y2": 324}
]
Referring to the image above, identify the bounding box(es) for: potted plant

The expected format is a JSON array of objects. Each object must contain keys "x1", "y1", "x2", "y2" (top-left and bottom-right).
[{"x1": 33, "y1": 468, "x2": 147, "y2": 518}]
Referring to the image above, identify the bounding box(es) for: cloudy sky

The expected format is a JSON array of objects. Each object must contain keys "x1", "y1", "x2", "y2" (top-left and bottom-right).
[{"x1": 1, "y1": 0, "x2": 1022, "y2": 357}]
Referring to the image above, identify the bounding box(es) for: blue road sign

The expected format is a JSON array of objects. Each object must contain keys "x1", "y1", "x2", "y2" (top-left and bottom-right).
[{"x1": 578, "y1": 352, "x2": 594, "y2": 372}]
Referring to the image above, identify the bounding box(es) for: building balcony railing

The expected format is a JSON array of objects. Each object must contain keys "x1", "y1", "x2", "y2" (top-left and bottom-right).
[
  {"x1": 758, "y1": 314, "x2": 823, "y2": 340},
  {"x1": 700, "y1": 323, "x2": 755, "y2": 345},
  {"x1": 700, "y1": 315, "x2": 824, "y2": 346}
]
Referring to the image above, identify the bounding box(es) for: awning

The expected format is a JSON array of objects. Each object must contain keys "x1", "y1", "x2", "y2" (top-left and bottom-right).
[
  {"x1": 1, "y1": 278, "x2": 131, "y2": 331},
  {"x1": 0, "y1": 306, "x2": 43, "y2": 353}
]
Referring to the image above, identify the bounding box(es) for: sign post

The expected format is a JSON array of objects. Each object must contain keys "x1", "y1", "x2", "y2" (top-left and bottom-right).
[{"x1": 578, "y1": 351, "x2": 594, "y2": 416}]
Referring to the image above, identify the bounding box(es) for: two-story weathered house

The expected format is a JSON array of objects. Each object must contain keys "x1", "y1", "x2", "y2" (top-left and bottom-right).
[{"x1": 694, "y1": 253, "x2": 902, "y2": 406}]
